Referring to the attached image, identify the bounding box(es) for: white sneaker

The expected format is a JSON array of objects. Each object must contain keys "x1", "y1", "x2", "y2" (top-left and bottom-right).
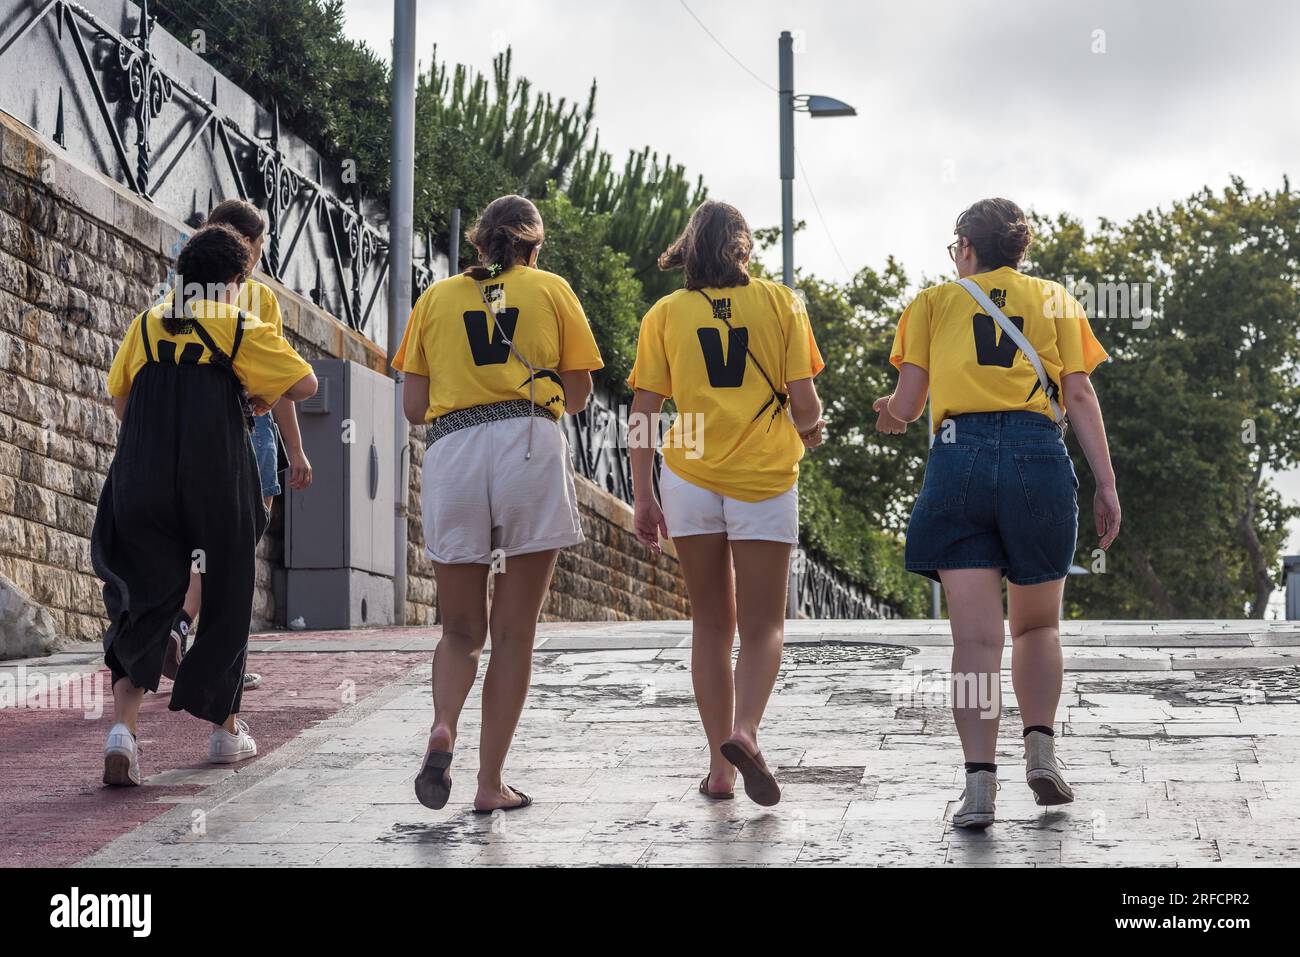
[
  {"x1": 952, "y1": 769, "x2": 998, "y2": 829},
  {"x1": 1025, "y1": 730, "x2": 1074, "y2": 805},
  {"x1": 103, "y1": 723, "x2": 141, "y2": 787},
  {"x1": 208, "y1": 718, "x2": 257, "y2": 764}
]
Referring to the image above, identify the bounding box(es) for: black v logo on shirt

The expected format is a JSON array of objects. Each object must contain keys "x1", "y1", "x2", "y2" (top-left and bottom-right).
[
  {"x1": 972, "y1": 312, "x2": 1026, "y2": 368},
  {"x1": 697, "y1": 326, "x2": 749, "y2": 388},
  {"x1": 464, "y1": 308, "x2": 521, "y2": 366}
]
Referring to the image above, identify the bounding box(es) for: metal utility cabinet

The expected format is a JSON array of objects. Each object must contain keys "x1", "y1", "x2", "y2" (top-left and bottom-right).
[{"x1": 285, "y1": 359, "x2": 396, "y2": 629}]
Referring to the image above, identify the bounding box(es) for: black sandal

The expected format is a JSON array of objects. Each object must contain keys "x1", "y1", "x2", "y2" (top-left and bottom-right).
[
  {"x1": 699, "y1": 775, "x2": 734, "y2": 800},
  {"x1": 472, "y1": 785, "x2": 532, "y2": 814},
  {"x1": 720, "y1": 739, "x2": 782, "y2": 807},
  {"x1": 414, "y1": 749, "x2": 453, "y2": 810}
]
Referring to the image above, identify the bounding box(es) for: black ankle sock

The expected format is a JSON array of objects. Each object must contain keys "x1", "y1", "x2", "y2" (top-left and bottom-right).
[
  {"x1": 965, "y1": 762, "x2": 997, "y2": 774},
  {"x1": 1023, "y1": 725, "x2": 1054, "y2": 737}
]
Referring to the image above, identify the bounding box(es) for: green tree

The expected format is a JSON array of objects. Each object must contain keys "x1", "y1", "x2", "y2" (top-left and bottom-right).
[
  {"x1": 1028, "y1": 179, "x2": 1300, "y2": 618},
  {"x1": 533, "y1": 192, "x2": 644, "y2": 388}
]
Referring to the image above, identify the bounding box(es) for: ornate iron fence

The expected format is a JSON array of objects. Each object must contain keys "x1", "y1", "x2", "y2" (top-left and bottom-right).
[{"x1": 0, "y1": 0, "x2": 442, "y2": 350}]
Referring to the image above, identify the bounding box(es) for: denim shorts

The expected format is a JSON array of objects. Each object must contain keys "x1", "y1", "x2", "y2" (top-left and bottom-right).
[
  {"x1": 250, "y1": 412, "x2": 282, "y2": 498},
  {"x1": 904, "y1": 411, "x2": 1078, "y2": 586}
]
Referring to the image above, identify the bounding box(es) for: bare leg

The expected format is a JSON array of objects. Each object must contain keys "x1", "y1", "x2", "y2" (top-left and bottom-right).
[
  {"x1": 111, "y1": 677, "x2": 146, "y2": 735},
  {"x1": 729, "y1": 539, "x2": 791, "y2": 754},
  {"x1": 183, "y1": 571, "x2": 201, "y2": 621},
  {"x1": 1007, "y1": 578, "x2": 1067, "y2": 730},
  {"x1": 426, "y1": 562, "x2": 490, "y2": 758},
  {"x1": 476, "y1": 548, "x2": 558, "y2": 811},
  {"x1": 672, "y1": 533, "x2": 737, "y2": 793},
  {"x1": 938, "y1": 568, "x2": 1006, "y2": 764}
]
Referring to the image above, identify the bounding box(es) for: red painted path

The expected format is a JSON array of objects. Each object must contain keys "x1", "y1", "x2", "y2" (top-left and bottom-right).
[{"x1": 0, "y1": 628, "x2": 434, "y2": 867}]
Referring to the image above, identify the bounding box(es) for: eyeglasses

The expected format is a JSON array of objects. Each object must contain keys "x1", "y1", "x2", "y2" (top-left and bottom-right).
[{"x1": 947, "y1": 239, "x2": 960, "y2": 262}]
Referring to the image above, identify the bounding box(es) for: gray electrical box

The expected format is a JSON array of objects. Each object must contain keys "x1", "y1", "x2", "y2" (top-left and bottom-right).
[{"x1": 284, "y1": 359, "x2": 396, "y2": 629}]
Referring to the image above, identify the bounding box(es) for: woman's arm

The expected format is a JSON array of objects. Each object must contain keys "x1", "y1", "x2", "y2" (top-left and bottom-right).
[
  {"x1": 874, "y1": 362, "x2": 929, "y2": 433},
  {"x1": 560, "y1": 369, "x2": 593, "y2": 414},
  {"x1": 112, "y1": 394, "x2": 128, "y2": 422},
  {"x1": 282, "y1": 372, "x2": 318, "y2": 403},
  {"x1": 786, "y1": 377, "x2": 824, "y2": 437},
  {"x1": 271, "y1": 398, "x2": 312, "y2": 491},
  {"x1": 629, "y1": 388, "x2": 669, "y2": 552},
  {"x1": 1063, "y1": 371, "x2": 1121, "y2": 549},
  {"x1": 402, "y1": 373, "x2": 430, "y2": 425}
]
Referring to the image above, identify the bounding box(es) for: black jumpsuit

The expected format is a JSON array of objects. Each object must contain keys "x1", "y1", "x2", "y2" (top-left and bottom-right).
[{"x1": 91, "y1": 314, "x2": 268, "y2": 725}]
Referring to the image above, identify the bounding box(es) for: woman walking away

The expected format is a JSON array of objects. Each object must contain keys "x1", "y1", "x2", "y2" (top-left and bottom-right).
[
  {"x1": 395, "y1": 194, "x2": 604, "y2": 813},
  {"x1": 159, "y1": 198, "x2": 314, "y2": 693},
  {"x1": 94, "y1": 224, "x2": 317, "y2": 785},
  {"x1": 628, "y1": 201, "x2": 826, "y2": 806},
  {"x1": 875, "y1": 198, "x2": 1120, "y2": 828}
]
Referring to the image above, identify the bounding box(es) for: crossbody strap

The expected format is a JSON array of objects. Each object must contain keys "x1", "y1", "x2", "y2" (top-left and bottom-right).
[
  {"x1": 955, "y1": 278, "x2": 1064, "y2": 424},
  {"x1": 694, "y1": 289, "x2": 788, "y2": 427}
]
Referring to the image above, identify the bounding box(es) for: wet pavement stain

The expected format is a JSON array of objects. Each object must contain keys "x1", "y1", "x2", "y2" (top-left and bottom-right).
[{"x1": 381, "y1": 821, "x2": 476, "y2": 846}]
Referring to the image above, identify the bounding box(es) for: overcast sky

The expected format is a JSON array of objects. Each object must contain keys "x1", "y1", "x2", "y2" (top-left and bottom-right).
[{"x1": 342, "y1": 0, "x2": 1300, "y2": 595}]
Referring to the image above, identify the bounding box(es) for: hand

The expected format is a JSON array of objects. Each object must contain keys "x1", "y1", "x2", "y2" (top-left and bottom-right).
[
  {"x1": 249, "y1": 396, "x2": 274, "y2": 416},
  {"x1": 1094, "y1": 484, "x2": 1121, "y2": 550},
  {"x1": 873, "y1": 396, "x2": 907, "y2": 435},
  {"x1": 288, "y1": 449, "x2": 313, "y2": 491},
  {"x1": 634, "y1": 497, "x2": 669, "y2": 553},
  {"x1": 799, "y1": 418, "x2": 827, "y2": 449}
]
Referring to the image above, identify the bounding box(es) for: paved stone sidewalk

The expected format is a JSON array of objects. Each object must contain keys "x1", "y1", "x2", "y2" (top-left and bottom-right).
[{"x1": 60, "y1": 620, "x2": 1300, "y2": 867}]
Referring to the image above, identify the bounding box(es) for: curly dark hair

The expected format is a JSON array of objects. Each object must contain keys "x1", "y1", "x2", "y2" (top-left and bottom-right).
[
  {"x1": 955, "y1": 198, "x2": 1033, "y2": 269},
  {"x1": 658, "y1": 201, "x2": 752, "y2": 290},
  {"x1": 170, "y1": 223, "x2": 253, "y2": 334}
]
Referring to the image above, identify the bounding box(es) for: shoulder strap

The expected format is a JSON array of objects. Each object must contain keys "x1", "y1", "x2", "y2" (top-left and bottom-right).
[
  {"x1": 955, "y1": 278, "x2": 1064, "y2": 423},
  {"x1": 694, "y1": 289, "x2": 788, "y2": 424},
  {"x1": 230, "y1": 310, "x2": 247, "y2": 362},
  {"x1": 139, "y1": 310, "x2": 154, "y2": 362}
]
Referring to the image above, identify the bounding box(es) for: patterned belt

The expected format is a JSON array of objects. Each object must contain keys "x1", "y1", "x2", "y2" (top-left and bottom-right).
[{"x1": 426, "y1": 399, "x2": 555, "y2": 445}]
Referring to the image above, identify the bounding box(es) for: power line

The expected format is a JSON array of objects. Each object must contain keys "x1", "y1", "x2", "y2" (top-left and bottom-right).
[
  {"x1": 676, "y1": 0, "x2": 776, "y2": 93},
  {"x1": 676, "y1": 1, "x2": 856, "y2": 280},
  {"x1": 797, "y1": 149, "x2": 854, "y2": 280}
]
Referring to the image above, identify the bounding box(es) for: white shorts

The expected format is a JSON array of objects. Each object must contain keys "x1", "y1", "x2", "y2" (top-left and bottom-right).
[
  {"x1": 658, "y1": 464, "x2": 799, "y2": 544},
  {"x1": 420, "y1": 415, "x2": 583, "y2": 564}
]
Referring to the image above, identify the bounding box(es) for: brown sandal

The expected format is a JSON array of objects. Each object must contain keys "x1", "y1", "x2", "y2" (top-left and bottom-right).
[
  {"x1": 720, "y1": 738, "x2": 781, "y2": 807},
  {"x1": 699, "y1": 775, "x2": 734, "y2": 800}
]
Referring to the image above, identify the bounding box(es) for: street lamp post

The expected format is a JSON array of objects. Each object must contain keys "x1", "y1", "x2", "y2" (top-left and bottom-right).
[
  {"x1": 388, "y1": 0, "x2": 417, "y2": 625},
  {"x1": 778, "y1": 30, "x2": 856, "y2": 620},
  {"x1": 778, "y1": 30, "x2": 856, "y2": 288}
]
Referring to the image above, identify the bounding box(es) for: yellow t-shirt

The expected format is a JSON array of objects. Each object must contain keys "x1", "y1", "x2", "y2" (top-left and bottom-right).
[
  {"x1": 160, "y1": 277, "x2": 284, "y2": 337},
  {"x1": 107, "y1": 298, "x2": 312, "y2": 403},
  {"x1": 890, "y1": 267, "x2": 1109, "y2": 430},
  {"x1": 393, "y1": 266, "x2": 604, "y2": 421},
  {"x1": 628, "y1": 276, "x2": 825, "y2": 503}
]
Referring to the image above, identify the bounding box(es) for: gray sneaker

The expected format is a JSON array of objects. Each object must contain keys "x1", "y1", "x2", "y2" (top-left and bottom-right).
[
  {"x1": 952, "y1": 769, "x2": 998, "y2": 829},
  {"x1": 1025, "y1": 730, "x2": 1074, "y2": 805},
  {"x1": 103, "y1": 722, "x2": 141, "y2": 787}
]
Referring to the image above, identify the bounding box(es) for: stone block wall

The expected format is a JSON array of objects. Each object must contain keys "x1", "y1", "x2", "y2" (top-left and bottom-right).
[{"x1": 0, "y1": 111, "x2": 688, "y2": 651}]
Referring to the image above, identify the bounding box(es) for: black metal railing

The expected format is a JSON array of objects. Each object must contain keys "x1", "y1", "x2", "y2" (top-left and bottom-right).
[{"x1": 0, "y1": 0, "x2": 437, "y2": 342}]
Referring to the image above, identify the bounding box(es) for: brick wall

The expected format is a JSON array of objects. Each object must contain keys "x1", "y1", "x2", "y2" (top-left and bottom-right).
[{"x1": 0, "y1": 112, "x2": 688, "y2": 650}]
